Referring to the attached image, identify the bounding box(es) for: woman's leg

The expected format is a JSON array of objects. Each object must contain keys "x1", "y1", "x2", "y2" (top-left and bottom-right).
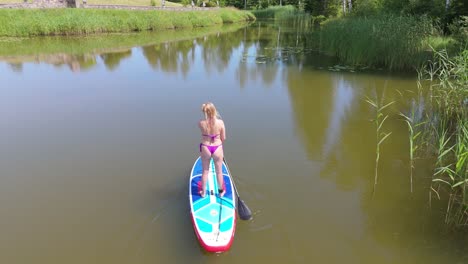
[
  {"x1": 200, "y1": 146, "x2": 211, "y2": 197},
  {"x1": 212, "y1": 146, "x2": 225, "y2": 196}
]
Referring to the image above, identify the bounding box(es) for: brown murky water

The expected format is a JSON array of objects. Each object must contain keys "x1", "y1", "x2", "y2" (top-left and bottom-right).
[{"x1": 0, "y1": 21, "x2": 466, "y2": 263}]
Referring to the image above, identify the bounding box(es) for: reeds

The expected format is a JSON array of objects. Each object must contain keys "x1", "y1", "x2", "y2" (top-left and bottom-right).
[
  {"x1": 319, "y1": 14, "x2": 439, "y2": 70},
  {"x1": 431, "y1": 117, "x2": 467, "y2": 226},
  {"x1": 399, "y1": 108, "x2": 426, "y2": 193},
  {"x1": 365, "y1": 88, "x2": 394, "y2": 197},
  {"x1": 417, "y1": 48, "x2": 468, "y2": 227}
]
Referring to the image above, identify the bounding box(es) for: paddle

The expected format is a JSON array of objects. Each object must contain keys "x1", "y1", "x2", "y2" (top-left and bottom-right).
[{"x1": 223, "y1": 157, "x2": 252, "y2": 221}]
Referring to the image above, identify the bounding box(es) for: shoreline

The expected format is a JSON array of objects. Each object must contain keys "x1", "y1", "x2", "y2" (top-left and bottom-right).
[{"x1": 0, "y1": 7, "x2": 255, "y2": 37}]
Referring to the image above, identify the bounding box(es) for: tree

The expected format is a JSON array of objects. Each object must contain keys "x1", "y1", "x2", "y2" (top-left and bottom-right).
[{"x1": 304, "y1": 0, "x2": 341, "y2": 17}]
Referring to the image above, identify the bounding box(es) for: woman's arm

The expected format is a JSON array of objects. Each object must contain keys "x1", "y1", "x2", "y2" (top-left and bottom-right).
[
  {"x1": 220, "y1": 120, "x2": 226, "y2": 142},
  {"x1": 198, "y1": 120, "x2": 204, "y2": 131}
]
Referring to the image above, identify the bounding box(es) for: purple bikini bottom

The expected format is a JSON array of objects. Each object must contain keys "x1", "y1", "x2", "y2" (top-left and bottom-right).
[{"x1": 199, "y1": 143, "x2": 222, "y2": 155}]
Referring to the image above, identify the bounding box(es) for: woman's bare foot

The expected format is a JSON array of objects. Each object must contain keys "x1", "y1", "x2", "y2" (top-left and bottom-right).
[
  {"x1": 199, "y1": 190, "x2": 206, "y2": 197},
  {"x1": 218, "y1": 189, "x2": 226, "y2": 197}
]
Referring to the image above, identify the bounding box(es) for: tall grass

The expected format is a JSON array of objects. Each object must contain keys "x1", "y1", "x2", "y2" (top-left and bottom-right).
[
  {"x1": 0, "y1": 8, "x2": 255, "y2": 37},
  {"x1": 0, "y1": 0, "x2": 181, "y2": 5},
  {"x1": 87, "y1": 0, "x2": 181, "y2": 6},
  {"x1": 365, "y1": 88, "x2": 394, "y2": 197},
  {"x1": 400, "y1": 108, "x2": 426, "y2": 193},
  {"x1": 418, "y1": 49, "x2": 468, "y2": 227},
  {"x1": 319, "y1": 14, "x2": 442, "y2": 70}
]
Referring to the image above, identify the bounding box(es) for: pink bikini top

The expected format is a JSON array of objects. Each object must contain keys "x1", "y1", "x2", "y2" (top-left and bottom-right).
[{"x1": 202, "y1": 134, "x2": 219, "y2": 142}]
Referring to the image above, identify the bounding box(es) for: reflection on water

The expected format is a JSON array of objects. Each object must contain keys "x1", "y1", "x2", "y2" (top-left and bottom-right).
[
  {"x1": 0, "y1": 21, "x2": 466, "y2": 264},
  {"x1": 5, "y1": 53, "x2": 98, "y2": 72},
  {"x1": 100, "y1": 49, "x2": 132, "y2": 71},
  {"x1": 322, "y1": 78, "x2": 354, "y2": 160},
  {"x1": 142, "y1": 41, "x2": 194, "y2": 75}
]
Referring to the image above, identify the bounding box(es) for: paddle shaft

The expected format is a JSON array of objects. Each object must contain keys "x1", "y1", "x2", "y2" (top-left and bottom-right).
[
  {"x1": 223, "y1": 158, "x2": 239, "y2": 197},
  {"x1": 223, "y1": 157, "x2": 252, "y2": 221},
  {"x1": 211, "y1": 110, "x2": 251, "y2": 220}
]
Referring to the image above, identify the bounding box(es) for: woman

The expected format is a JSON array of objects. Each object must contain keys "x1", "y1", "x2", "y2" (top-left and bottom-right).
[{"x1": 198, "y1": 102, "x2": 226, "y2": 197}]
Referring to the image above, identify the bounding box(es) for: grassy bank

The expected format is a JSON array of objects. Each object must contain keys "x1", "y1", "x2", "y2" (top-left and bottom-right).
[
  {"x1": 87, "y1": 0, "x2": 181, "y2": 6},
  {"x1": 0, "y1": 8, "x2": 255, "y2": 37},
  {"x1": 318, "y1": 15, "x2": 461, "y2": 71},
  {"x1": 0, "y1": 0, "x2": 182, "y2": 6}
]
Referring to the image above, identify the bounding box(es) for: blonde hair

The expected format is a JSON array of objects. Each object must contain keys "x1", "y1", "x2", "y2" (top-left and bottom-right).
[{"x1": 201, "y1": 102, "x2": 219, "y2": 128}]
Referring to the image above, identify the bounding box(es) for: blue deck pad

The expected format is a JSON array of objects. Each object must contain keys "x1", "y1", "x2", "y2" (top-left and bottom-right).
[
  {"x1": 191, "y1": 158, "x2": 229, "y2": 178},
  {"x1": 190, "y1": 157, "x2": 236, "y2": 234},
  {"x1": 190, "y1": 158, "x2": 234, "y2": 204},
  {"x1": 191, "y1": 175, "x2": 234, "y2": 205}
]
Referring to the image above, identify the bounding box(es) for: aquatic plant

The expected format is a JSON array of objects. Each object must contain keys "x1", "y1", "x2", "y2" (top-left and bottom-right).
[
  {"x1": 365, "y1": 88, "x2": 394, "y2": 197},
  {"x1": 318, "y1": 14, "x2": 452, "y2": 71},
  {"x1": 418, "y1": 48, "x2": 468, "y2": 227},
  {"x1": 399, "y1": 108, "x2": 426, "y2": 193}
]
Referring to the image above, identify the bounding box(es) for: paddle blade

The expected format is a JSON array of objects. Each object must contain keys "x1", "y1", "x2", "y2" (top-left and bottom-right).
[{"x1": 237, "y1": 196, "x2": 252, "y2": 221}]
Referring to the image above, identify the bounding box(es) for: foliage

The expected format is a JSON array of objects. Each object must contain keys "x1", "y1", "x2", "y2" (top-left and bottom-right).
[
  {"x1": 447, "y1": 16, "x2": 468, "y2": 43},
  {"x1": 365, "y1": 91, "x2": 394, "y2": 197},
  {"x1": 318, "y1": 14, "x2": 439, "y2": 70},
  {"x1": 181, "y1": 0, "x2": 191, "y2": 6},
  {"x1": 251, "y1": 0, "x2": 467, "y2": 29},
  {"x1": 310, "y1": 14, "x2": 326, "y2": 25},
  {"x1": 198, "y1": 0, "x2": 218, "y2": 7},
  {"x1": 251, "y1": 5, "x2": 299, "y2": 19},
  {"x1": 416, "y1": 48, "x2": 468, "y2": 227},
  {"x1": 87, "y1": 0, "x2": 182, "y2": 7},
  {"x1": 304, "y1": 0, "x2": 341, "y2": 17}
]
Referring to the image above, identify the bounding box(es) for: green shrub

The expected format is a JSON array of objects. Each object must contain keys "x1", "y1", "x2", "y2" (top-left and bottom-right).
[
  {"x1": 252, "y1": 5, "x2": 299, "y2": 20},
  {"x1": 448, "y1": 16, "x2": 468, "y2": 44},
  {"x1": 312, "y1": 15, "x2": 326, "y2": 25},
  {"x1": 198, "y1": 1, "x2": 217, "y2": 7}
]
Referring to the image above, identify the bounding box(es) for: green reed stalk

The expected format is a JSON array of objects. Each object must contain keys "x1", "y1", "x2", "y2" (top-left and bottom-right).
[
  {"x1": 400, "y1": 109, "x2": 425, "y2": 193},
  {"x1": 419, "y1": 48, "x2": 468, "y2": 227},
  {"x1": 366, "y1": 94, "x2": 394, "y2": 197}
]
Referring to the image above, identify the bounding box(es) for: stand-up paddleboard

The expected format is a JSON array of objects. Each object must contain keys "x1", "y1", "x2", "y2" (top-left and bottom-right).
[{"x1": 189, "y1": 157, "x2": 236, "y2": 252}]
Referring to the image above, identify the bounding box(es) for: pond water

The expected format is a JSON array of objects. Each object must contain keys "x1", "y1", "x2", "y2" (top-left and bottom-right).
[{"x1": 0, "y1": 21, "x2": 466, "y2": 263}]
